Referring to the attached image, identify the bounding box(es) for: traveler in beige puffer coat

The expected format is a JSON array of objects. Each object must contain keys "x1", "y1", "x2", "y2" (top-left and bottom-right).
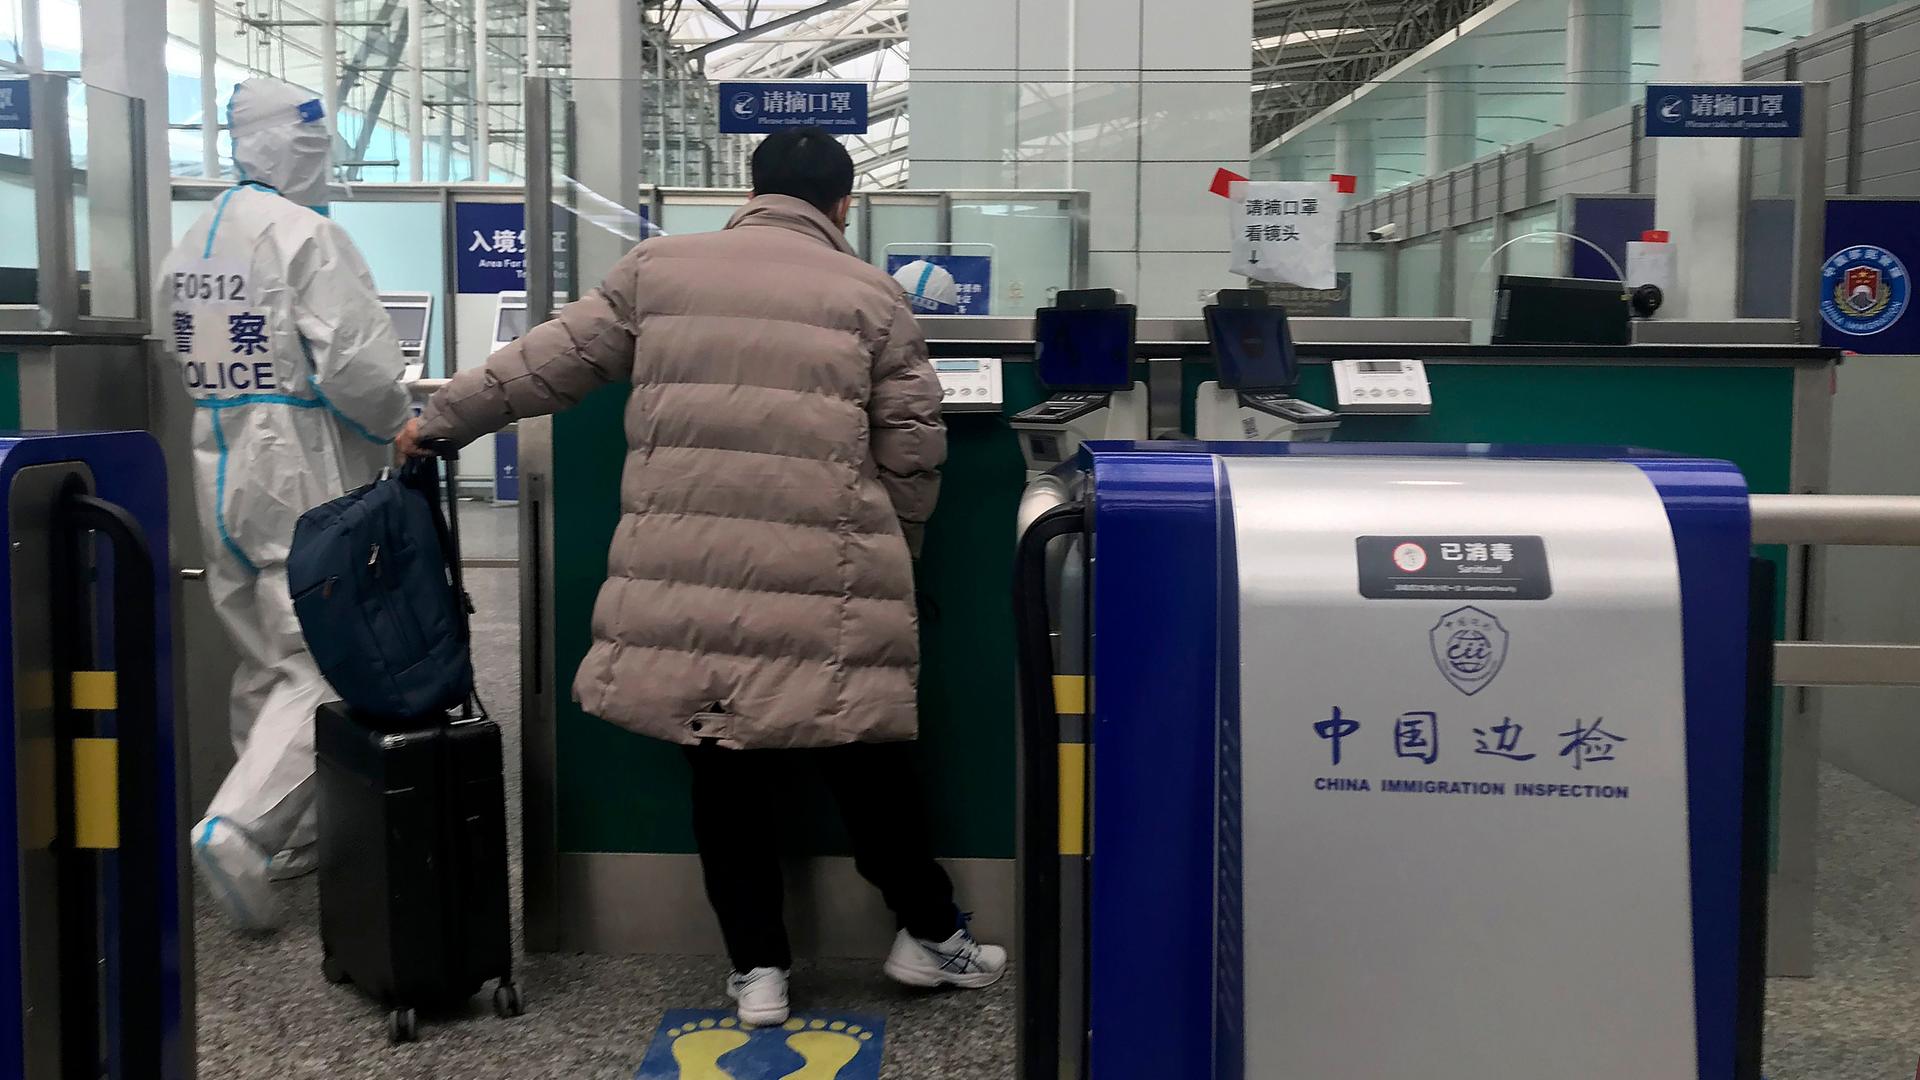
[{"x1": 398, "y1": 128, "x2": 1006, "y2": 1026}]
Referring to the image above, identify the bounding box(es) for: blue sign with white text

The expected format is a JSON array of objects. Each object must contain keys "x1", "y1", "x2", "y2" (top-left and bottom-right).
[
  {"x1": 1644, "y1": 84, "x2": 1803, "y2": 137},
  {"x1": 1821, "y1": 198, "x2": 1920, "y2": 354},
  {"x1": 719, "y1": 81, "x2": 868, "y2": 134},
  {"x1": 0, "y1": 79, "x2": 30, "y2": 129},
  {"x1": 885, "y1": 253, "x2": 992, "y2": 315},
  {"x1": 455, "y1": 202, "x2": 532, "y2": 295}
]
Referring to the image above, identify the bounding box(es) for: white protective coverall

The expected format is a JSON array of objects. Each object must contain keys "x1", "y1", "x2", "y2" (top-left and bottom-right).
[
  {"x1": 891, "y1": 259, "x2": 962, "y2": 315},
  {"x1": 157, "y1": 78, "x2": 413, "y2": 929}
]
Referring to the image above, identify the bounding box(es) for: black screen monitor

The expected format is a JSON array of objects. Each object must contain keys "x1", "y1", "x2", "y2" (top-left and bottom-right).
[
  {"x1": 494, "y1": 304, "x2": 529, "y2": 343},
  {"x1": 1205, "y1": 304, "x2": 1297, "y2": 390},
  {"x1": 1033, "y1": 304, "x2": 1136, "y2": 391},
  {"x1": 385, "y1": 304, "x2": 428, "y2": 341},
  {"x1": 1491, "y1": 275, "x2": 1629, "y2": 346}
]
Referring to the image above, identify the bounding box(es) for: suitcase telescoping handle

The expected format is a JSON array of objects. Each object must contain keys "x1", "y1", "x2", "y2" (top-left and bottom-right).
[
  {"x1": 402, "y1": 439, "x2": 487, "y2": 721},
  {"x1": 51, "y1": 484, "x2": 165, "y2": 1080}
]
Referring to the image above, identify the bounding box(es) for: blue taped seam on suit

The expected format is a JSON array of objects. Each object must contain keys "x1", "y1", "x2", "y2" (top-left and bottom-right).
[
  {"x1": 207, "y1": 418, "x2": 259, "y2": 574},
  {"x1": 202, "y1": 186, "x2": 244, "y2": 257}
]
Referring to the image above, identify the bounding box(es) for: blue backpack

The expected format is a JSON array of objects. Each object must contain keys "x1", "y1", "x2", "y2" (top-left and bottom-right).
[{"x1": 289, "y1": 455, "x2": 476, "y2": 720}]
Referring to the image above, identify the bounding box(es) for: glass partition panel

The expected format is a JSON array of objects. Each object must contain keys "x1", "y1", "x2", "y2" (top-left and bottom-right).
[
  {"x1": 951, "y1": 196, "x2": 1072, "y2": 316},
  {"x1": 74, "y1": 83, "x2": 141, "y2": 320},
  {"x1": 1454, "y1": 219, "x2": 1497, "y2": 342},
  {"x1": 865, "y1": 200, "x2": 941, "y2": 275},
  {"x1": 1504, "y1": 204, "x2": 1563, "y2": 278},
  {"x1": 1338, "y1": 245, "x2": 1390, "y2": 317},
  {"x1": 1396, "y1": 236, "x2": 1445, "y2": 317}
]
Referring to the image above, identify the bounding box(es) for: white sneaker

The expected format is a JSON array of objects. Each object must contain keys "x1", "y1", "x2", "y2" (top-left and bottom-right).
[
  {"x1": 266, "y1": 844, "x2": 319, "y2": 882},
  {"x1": 726, "y1": 966, "x2": 790, "y2": 1027},
  {"x1": 884, "y1": 924, "x2": 1008, "y2": 989},
  {"x1": 191, "y1": 816, "x2": 281, "y2": 931}
]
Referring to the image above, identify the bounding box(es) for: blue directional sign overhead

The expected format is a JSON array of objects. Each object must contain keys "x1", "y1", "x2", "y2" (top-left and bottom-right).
[
  {"x1": 1644, "y1": 83, "x2": 1803, "y2": 137},
  {"x1": 0, "y1": 79, "x2": 30, "y2": 129},
  {"x1": 718, "y1": 81, "x2": 868, "y2": 134}
]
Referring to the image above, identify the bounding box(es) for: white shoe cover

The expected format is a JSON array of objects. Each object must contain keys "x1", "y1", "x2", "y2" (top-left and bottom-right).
[
  {"x1": 266, "y1": 843, "x2": 319, "y2": 882},
  {"x1": 192, "y1": 816, "x2": 281, "y2": 931}
]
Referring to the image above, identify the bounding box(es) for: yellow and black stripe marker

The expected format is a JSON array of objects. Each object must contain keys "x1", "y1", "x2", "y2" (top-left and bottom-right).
[
  {"x1": 69, "y1": 670, "x2": 119, "y2": 850},
  {"x1": 1054, "y1": 674, "x2": 1088, "y2": 857}
]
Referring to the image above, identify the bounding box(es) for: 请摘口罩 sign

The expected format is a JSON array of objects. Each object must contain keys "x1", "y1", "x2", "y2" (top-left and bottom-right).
[
  {"x1": 1644, "y1": 83, "x2": 1803, "y2": 137},
  {"x1": 719, "y1": 81, "x2": 868, "y2": 135}
]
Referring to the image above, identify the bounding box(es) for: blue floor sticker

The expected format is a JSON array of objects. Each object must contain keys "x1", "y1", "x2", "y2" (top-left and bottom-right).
[{"x1": 635, "y1": 1009, "x2": 885, "y2": 1080}]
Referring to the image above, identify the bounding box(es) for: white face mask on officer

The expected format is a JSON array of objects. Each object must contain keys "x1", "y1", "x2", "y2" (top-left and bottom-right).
[{"x1": 228, "y1": 77, "x2": 335, "y2": 208}]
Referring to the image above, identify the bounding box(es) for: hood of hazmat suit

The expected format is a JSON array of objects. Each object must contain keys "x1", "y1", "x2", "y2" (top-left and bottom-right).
[
  {"x1": 892, "y1": 259, "x2": 962, "y2": 315},
  {"x1": 156, "y1": 77, "x2": 413, "y2": 930},
  {"x1": 228, "y1": 77, "x2": 335, "y2": 207}
]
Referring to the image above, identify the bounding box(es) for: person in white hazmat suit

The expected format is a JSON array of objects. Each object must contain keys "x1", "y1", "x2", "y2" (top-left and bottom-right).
[
  {"x1": 891, "y1": 258, "x2": 962, "y2": 314},
  {"x1": 156, "y1": 78, "x2": 413, "y2": 930}
]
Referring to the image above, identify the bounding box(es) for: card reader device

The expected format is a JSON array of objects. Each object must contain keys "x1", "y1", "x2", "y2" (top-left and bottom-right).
[
  {"x1": 1193, "y1": 293, "x2": 1338, "y2": 441},
  {"x1": 1331, "y1": 358, "x2": 1432, "y2": 414},
  {"x1": 934, "y1": 357, "x2": 1003, "y2": 412},
  {"x1": 1010, "y1": 290, "x2": 1150, "y2": 474}
]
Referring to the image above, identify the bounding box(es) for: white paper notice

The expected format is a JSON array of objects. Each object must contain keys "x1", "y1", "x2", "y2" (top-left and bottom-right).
[{"x1": 1231, "y1": 181, "x2": 1338, "y2": 289}]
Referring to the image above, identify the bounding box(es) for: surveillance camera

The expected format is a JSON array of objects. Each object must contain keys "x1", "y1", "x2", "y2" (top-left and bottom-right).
[{"x1": 1367, "y1": 223, "x2": 1400, "y2": 241}]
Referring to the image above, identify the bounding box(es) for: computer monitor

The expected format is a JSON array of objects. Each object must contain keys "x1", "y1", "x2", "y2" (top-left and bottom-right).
[
  {"x1": 1033, "y1": 304, "x2": 1136, "y2": 391},
  {"x1": 1205, "y1": 304, "x2": 1297, "y2": 390},
  {"x1": 379, "y1": 291, "x2": 433, "y2": 360},
  {"x1": 1491, "y1": 275, "x2": 1629, "y2": 346},
  {"x1": 386, "y1": 304, "x2": 428, "y2": 343},
  {"x1": 494, "y1": 302, "x2": 529, "y2": 346}
]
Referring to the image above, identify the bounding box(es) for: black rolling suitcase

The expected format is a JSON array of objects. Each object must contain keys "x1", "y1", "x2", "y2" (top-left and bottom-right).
[
  {"x1": 310, "y1": 448, "x2": 522, "y2": 1044},
  {"x1": 316, "y1": 701, "x2": 520, "y2": 1042}
]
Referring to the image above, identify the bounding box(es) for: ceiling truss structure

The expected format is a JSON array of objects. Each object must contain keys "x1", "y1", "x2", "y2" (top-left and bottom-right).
[{"x1": 1250, "y1": 0, "x2": 1499, "y2": 149}]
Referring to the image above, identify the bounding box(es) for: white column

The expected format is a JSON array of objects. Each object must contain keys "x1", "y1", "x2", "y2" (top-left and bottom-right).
[
  {"x1": 199, "y1": 0, "x2": 219, "y2": 177},
  {"x1": 1653, "y1": 0, "x2": 1744, "y2": 318},
  {"x1": 79, "y1": 0, "x2": 172, "y2": 299},
  {"x1": 321, "y1": 0, "x2": 339, "y2": 126},
  {"x1": 1334, "y1": 120, "x2": 1375, "y2": 197},
  {"x1": 1566, "y1": 0, "x2": 1632, "y2": 123},
  {"x1": 1424, "y1": 66, "x2": 1476, "y2": 175},
  {"x1": 20, "y1": 0, "x2": 41, "y2": 68},
  {"x1": 474, "y1": 3, "x2": 491, "y2": 180},
  {"x1": 407, "y1": 0, "x2": 425, "y2": 180},
  {"x1": 569, "y1": 0, "x2": 643, "y2": 277}
]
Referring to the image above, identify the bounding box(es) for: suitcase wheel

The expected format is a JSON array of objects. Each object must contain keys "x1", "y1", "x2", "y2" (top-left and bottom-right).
[
  {"x1": 387, "y1": 1007, "x2": 418, "y2": 1045},
  {"x1": 321, "y1": 949, "x2": 349, "y2": 986},
  {"x1": 492, "y1": 980, "x2": 526, "y2": 1019}
]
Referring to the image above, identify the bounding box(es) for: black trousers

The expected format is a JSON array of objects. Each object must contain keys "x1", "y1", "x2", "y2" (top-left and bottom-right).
[{"x1": 684, "y1": 739, "x2": 961, "y2": 972}]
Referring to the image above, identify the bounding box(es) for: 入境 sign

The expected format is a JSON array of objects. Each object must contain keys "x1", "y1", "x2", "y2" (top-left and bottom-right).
[
  {"x1": 719, "y1": 81, "x2": 869, "y2": 135},
  {"x1": 0, "y1": 79, "x2": 29, "y2": 129},
  {"x1": 1231, "y1": 181, "x2": 1338, "y2": 289},
  {"x1": 1644, "y1": 83, "x2": 1803, "y2": 137}
]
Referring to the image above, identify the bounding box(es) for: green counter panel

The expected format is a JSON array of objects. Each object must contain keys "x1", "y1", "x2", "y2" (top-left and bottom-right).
[
  {"x1": 0, "y1": 353, "x2": 19, "y2": 429},
  {"x1": 554, "y1": 360, "x2": 1798, "y2": 859}
]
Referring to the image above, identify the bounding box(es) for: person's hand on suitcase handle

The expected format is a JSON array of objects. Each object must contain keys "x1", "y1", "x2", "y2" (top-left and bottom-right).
[{"x1": 395, "y1": 417, "x2": 457, "y2": 461}]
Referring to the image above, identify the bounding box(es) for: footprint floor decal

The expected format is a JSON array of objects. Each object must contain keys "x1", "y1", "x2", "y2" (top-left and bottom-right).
[{"x1": 636, "y1": 1009, "x2": 886, "y2": 1080}]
